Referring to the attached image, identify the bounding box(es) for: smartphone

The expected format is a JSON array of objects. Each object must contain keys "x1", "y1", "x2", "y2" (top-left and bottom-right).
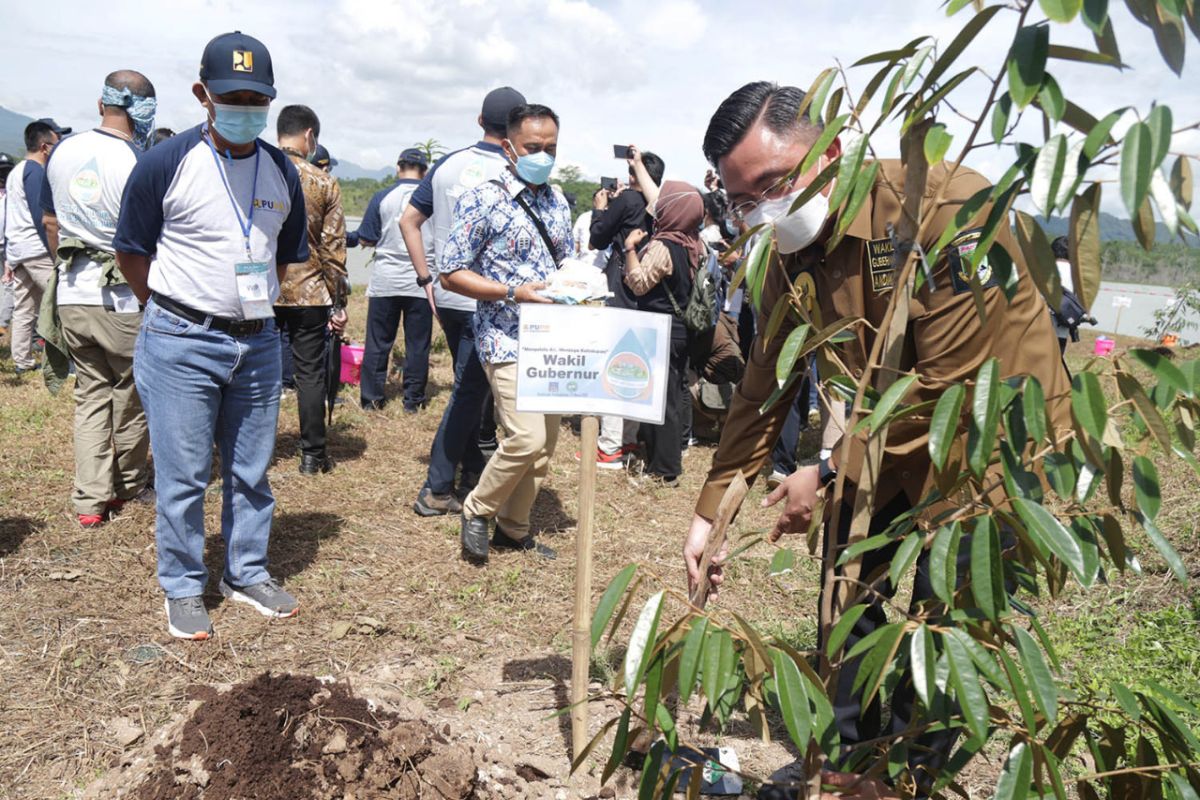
[
  {"x1": 601, "y1": 177, "x2": 618, "y2": 191},
  {"x1": 612, "y1": 144, "x2": 632, "y2": 159}
]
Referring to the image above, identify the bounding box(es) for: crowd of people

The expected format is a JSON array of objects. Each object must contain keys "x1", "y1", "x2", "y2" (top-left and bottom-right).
[{"x1": 0, "y1": 29, "x2": 1084, "y2": 799}]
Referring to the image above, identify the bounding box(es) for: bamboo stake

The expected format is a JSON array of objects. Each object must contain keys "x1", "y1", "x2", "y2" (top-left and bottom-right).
[{"x1": 571, "y1": 415, "x2": 600, "y2": 761}]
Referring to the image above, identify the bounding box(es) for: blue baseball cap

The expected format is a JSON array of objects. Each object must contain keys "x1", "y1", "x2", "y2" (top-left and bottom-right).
[
  {"x1": 397, "y1": 148, "x2": 429, "y2": 167},
  {"x1": 313, "y1": 144, "x2": 336, "y2": 169},
  {"x1": 199, "y1": 31, "x2": 276, "y2": 99}
]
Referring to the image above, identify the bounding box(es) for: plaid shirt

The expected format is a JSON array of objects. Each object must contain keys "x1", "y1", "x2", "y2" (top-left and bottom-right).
[
  {"x1": 441, "y1": 168, "x2": 573, "y2": 363},
  {"x1": 276, "y1": 150, "x2": 347, "y2": 306}
]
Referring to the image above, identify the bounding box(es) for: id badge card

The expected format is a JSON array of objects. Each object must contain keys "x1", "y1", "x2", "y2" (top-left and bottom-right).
[
  {"x1": 235, "y1": 261, "x2": 274, "y2": 319},
  {"x1": 103, "y1": 285, "x2": 140, "y2": 314}
]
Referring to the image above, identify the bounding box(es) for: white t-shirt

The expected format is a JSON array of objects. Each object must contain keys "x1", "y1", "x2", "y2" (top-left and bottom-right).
[
  {"x1": 1054, "y1": 258, "x2": 1075, "y2": 339},
  {"x1": 113, "y1": 124, "x2": 308, "y2": 319},
  {"x1": 3, "y1": 159, "x2": 49, "y2": 264},
  {"x1": 572, "y1": 210, "x2": 608, "y2": 271},
  {"x1": 43, "y1": 129, "x2": 139, "y2": 307},
  {"x1": 409, "y1": 141, "x2": 509, "y2": 313},
  {"x1": 361, "y1": 179, "x2": 432, "y2": 298}
]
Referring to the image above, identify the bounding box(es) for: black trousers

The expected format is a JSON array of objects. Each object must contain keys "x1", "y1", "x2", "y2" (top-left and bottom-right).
[
  {"x1": 823, "y1": 494, "x2": 966, "y2": 791},
  {"x1": 641, "y1": 335, "x2": 688, "y2": 479},
  {"x1": 361, "y1": 295, "x2": 432, "y2": 409},
  {"x1": 274, "y1": 305, "x2": 330, "y2": 458}
]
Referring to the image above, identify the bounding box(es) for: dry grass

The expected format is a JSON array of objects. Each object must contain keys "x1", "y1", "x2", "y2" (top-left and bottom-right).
[{"x1": 0, "y1": 305, "x2": 1195, "y2": 798}]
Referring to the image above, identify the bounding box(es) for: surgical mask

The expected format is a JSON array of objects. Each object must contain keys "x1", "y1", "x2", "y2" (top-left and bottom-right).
[
  {"x1": 305, "y1": 131, "x2": 318, "y2": 163},
  {"x1": 207, "y1": 94, "x2": 269, "y2": 145},
  {"x1": 101, "y1": 85, "x2": 157, "y2": 150},
  {"x1": 506, "y1": 141, "x2": 554, "y2": 185},
  {"x1": 745, "y1": 187, "x2": 830, "y2": 254}
]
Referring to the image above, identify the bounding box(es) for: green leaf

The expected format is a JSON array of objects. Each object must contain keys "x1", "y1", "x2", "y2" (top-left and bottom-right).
[
  {"x1": 1008, "y1": 25, "x2": 1050, "y2": 108},
  {"x1": 1111, "y1": 681, "x2": 1141, "y2": 720},
  {"x1": 1148, "y1": 2, "x2": 1187, "y2": 76},
  {"x1": 889, "y1": 533, "x2": 925, "y2": 588},
  {"x1": 929, "y1": 384, "x2": 966, "y2": 471},
  {"x1": 1046, "y1": 43, "x2": 1121, "y2": 66},
  {"x1": 831, "y1": 161, "x2": 880, "y2": 247},
  {"x1": 826, "y1": 604, "x2": 868, "y2": 660},
  {"x1": 1037, "y1": 75, "x2": 1066, "y2": 125},
  {"x1": 1024, "y1": 377, "x2": 1048, "y2": 447},
  {"x1": 1015, "y1": 211, "x2": 1064, "y2": 313},
  {"x1": 911, "y1": 624, "x2": 937, "y2": 709},
  {"x1": 745, "y1": 227, "x2": 773, "y2": 311},
  {"x1": 1013, "y1": 626, "x2": 1058, "y2": 726},
  {"x1": 918, "y1": 5, "x2": 1003, "y2": 96},
  {"x1": 902, "y1": 44, "x2": 935, "y2": 89},
  {"x1": 797, "y1": 68, "x2": 837, "y2": 122},
  {"x1": 1170, "y1": 156, "x2": 1193, "y2": 211},
  {"x1": 1132, "y1": 456, "x2": 1161, "y2": 520},
  {"x1": 902, "y1": 68, "x2": 976, "y2": 132},
  {"x1": 769, "y1": 548, "x2": 796, "y2": 576},
  {"x1": 1138, "y1": 512, "x2": 1188, "y2": 581},
  {"x1": 1013, "y1": 497, "x2": 1090, "y2": 586},
  {"x1": 772, "y1": 649, "x2": 813, "y2": 751},
  {"x1": 1083, "y1": 108, "x2": 1125, "y2": 161},
  {"x1": 1120, "y1": 121, "x2": 1154, "y2": 217},
  {"x1": 1116, "y1": 372, "x2": 1175, "y2": 451},
  {"x1": 799, "y1": 114, "x2": 849, "y2": 178},
  {"x1": 946, "y1": 632, "x2": 990, "y2": 742},
  {"x1": 995, "y1": 741, "x2": 1033, "y2": 800},
  {"x1": 601, "y1": 708, "x2": 631, "y2": 785},
  {"x1": 1147, "y1": 104, "x2": 1174, "y2": 169},
  {"x1": 923, "y1": 123, "x2": 953, "y2": 166},
  {"x1": 702, "y1": 628, "x2": 726, "y2": 711},
  {"x1": 929, "y1": 523, "x2": 963, "y2": 606},
  {"x1": 1134, "y1": 194, "x2": 1157, "y2": 250},
  {"x1": 1071, "y1": 371, "x2": 1108, "y2": 441},
  {"x1": 858, "y1": 375, "x2": 919, "y2": 435},
  {"x1": 971, "y1": 516, "x2": 1008, "y2": 620},
  {"x1": 851, "y1": 37, "x2": 929, "y2": 67},
  {"x1": 1069, "y1": 183, "x2": 1103, "y2": 311},
  {"x1": 1040, "y1": 0, "x2": 1083, "y2": 22},
  {"x1": 1031, "y1": 134, "x2": 1069, "y2": 216},
  {"x1": 775, "y1": 323, "x2": 811, "y2": 389},
  {"x1": 1082, "y1": 0, "x2": 1109, "y2": 33},
  {"x1": 969, "y1": 358, "x2": 1002, "y2": 479},
  {"x1": 1128, "y1": 347, "x2": 1192, "y2": 397},
  {"x1": 677, "y1": 617, "x2": 708, "y2": 705},
  {"x1": 591, "y1": 564, "x2": 637, "y2": 648},
  {"x1": 623, "y1": 590, "x2": 665, "y2": 697},
  {"x1": 1001, "y1": 649, "x2": 1041, "y2": 735},
  {"x1": 827, "y1": 134, "x2": 869, "y2": 213},
  {"x1": 1166, "y1": 773, "x2": 1200, "y2": 800},
  {"x1": 992, "y1": 93, "x2": 1013, "y2": 143}
]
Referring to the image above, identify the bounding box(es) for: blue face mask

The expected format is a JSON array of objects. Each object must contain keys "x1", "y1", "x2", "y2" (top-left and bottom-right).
[
  {"x1": 507, "y1": 142, "x2": 554, "y2": 186},
  {"x1": 100, "y1": 85, "x2": 157, "y2": 150},
  {"x1": 208, "y1": 95, "x2": 269, "y2": 145}
]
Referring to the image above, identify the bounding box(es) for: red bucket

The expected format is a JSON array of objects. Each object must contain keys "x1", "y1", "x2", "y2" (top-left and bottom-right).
[
  {"x1": 340, "y1": 343, "x2": 364, "y2": 384},
  {"x1": 1093, "y1": 337, "x2": 1115, "y2": 356}
]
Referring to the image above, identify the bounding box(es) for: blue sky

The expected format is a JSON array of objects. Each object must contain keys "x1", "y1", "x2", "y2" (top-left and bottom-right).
[{"x1": 2, "y1": 0, "x2": 1195, "y2": 216}]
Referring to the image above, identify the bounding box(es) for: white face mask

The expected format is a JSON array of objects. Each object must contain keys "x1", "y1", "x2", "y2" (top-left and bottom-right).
[{"x1": 744, "y1": 187, "x2": 830, "y2": 254}]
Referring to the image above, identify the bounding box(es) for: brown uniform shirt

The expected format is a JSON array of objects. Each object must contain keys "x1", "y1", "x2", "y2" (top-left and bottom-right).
[
  {"x1": 695, "y1": 160, "x2": 1072, "y2": 519},
  {"x1": 276, "y1": 150, "x2": 347, "y2": 307}
]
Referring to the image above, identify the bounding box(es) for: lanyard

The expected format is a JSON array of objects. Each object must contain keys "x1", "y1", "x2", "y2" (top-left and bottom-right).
[{"x1": 204, "y1": 125, "x2": 260, "y2": 261}]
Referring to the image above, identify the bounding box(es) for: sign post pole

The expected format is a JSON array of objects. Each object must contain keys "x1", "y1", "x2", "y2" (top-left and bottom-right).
[{"x1": 571, "y1": 414, "x2": 599, "y2": 761}]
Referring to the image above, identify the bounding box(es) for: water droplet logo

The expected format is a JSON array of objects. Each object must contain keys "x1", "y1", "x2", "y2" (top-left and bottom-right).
[{"x1": 602, "y1": 330, "x2": 653, "y2": 402}]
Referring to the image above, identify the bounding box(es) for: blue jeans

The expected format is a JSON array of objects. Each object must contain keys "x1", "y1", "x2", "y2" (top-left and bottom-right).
[
  {"x1": 425, "y1": 308, "x2": 487, "y2": 495},
  {"x1": 361, "y1": 295, "x2": 432, "y2": 409},
  {"x1": 134, "y1": 298, "x2": 282, "y2": 598},
  {"x1": 771, "y1": 354, "x2": 818, "y2": 475}
]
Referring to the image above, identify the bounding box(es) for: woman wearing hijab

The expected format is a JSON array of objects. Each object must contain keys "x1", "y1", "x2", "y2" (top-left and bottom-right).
[{"x1": 622, "y1": 154, "x2": 705, "y2": 486}]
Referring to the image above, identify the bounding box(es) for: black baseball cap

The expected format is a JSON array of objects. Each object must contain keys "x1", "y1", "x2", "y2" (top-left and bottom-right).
[
  {"x1": 313, "y1": 144, "x2": 336, "y2": 169},
  {"x1": 37, "y1": 118, "x2": 72, "y2": 136},
  {"x1": 199, "y1": 31, "x2": 276, "y2": 99},
  {"x1": 481, "y1": 87, "x2": 525, "y2": 129},
  {"x1": 397, "y1": 147, "x2": 429, "y2": 167},
  {"x1": 0, "y1": 152, "x2": 15, "y2": 169}
]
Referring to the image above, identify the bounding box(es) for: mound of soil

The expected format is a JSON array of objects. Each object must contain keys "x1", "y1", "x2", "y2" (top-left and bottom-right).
[{"x1": 127, "y1": 672, "x2": 475, "y2": 800}]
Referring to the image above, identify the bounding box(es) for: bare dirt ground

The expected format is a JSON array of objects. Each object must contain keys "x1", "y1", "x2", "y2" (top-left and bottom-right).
[{"x1": 0, "y1": 306, "x2": 1195, "y2": 799}]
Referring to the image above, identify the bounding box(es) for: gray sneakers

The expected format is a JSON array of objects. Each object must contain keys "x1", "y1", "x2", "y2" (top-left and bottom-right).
[
  {"x1": 219, "y1": 578, "x2": 299, "y2": 618},
  {"x1": 165, "y1": 596, "x2": 213, "y2": 640}
]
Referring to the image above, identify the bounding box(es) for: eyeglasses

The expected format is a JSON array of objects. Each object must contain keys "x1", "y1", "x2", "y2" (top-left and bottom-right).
[{"x1": 727, "y1": 171, "x2": 802, "y2": 222}]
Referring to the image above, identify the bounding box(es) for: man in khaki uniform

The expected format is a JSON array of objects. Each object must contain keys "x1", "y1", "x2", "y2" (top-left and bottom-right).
[
  {"x1": 683, "y1": 82, "x2": 1071, "y2": 795},
  {"x1": 273, "y1": 104, "x2": 347, "y2": 475}
]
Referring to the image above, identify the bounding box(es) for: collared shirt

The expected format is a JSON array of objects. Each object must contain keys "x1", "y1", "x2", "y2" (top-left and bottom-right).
[
  {"x1": 3, "y1": 159, "x2": 49, "y2": 263},
  {"x1": 41, "y1": 129, "x2": 140, "y2": 306},
  {"x1": 409, "y1": 140, "x2": 509, "y2": 312},
  {"x1": 441, "y1": 167, "x2": 573, "y2": 364},
  {"x1": 359, "y1": 178, "x2": 432, "y2": 298},
  {"x1": 277, "y1": 149, "x2": 347, "y2": 307},
  {"x1": 113, "y1": 124, "x2": 309, "y2": 319},
  {"x1": 695, "y1": 160, "x2": 1073, "y2": 520}
]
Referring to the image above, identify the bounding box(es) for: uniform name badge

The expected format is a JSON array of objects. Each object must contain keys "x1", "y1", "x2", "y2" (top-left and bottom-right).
[{"x1": 235, "y1": 261, "x2": 273, "y2": 319}]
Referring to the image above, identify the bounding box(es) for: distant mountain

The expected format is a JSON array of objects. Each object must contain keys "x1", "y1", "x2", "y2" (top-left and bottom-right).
[
  {"x1": 1041, "y1": 211, "x2": 1199, "y2": 248},
  {"x1": 331, "y1": 160, "x2": 392, "y2": 181},
  {"x1": 0, "y1": 105, "x2": 34, "y2": 156}
]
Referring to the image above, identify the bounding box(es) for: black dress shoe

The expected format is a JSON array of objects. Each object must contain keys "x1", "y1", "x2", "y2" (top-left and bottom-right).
[
  {"x1": 461, "y1": 513, "x2": 490, "y2": 564},
  {"x1": 492, "y1": 526, "x2": 556, "y2": 560},
  {"x1": 298, "y1": 453, "x2": 334, "y2": 475}
]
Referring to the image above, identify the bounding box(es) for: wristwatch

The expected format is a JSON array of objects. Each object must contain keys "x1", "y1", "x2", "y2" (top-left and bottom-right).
[
  {"x1": 505, "y1": 285, "x2": 517, "y2": 305},
  {"x1": 818, "y1": 457, "x2": 838, "y2": 488},
  {"x1": 416, "y1": 274, "x2": 434, "y2": 288}
]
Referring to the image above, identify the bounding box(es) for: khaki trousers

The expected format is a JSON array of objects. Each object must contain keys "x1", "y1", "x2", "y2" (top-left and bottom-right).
[
  {"x1": 462, "y1": 361, "x2": 560, "y2": 539},
  {"x1": 10, "y1": 254, "x2": 53, "y2": 368},
  {"x1": 59, "y1": 305, "x2": 150, "y2": 515}
]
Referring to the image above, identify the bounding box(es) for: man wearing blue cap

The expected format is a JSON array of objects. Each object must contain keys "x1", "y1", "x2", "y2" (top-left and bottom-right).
[
  {"x1": 114, "y1": 32, "x2": 309, "y2": 640},
  {"x1": 352, "y1": 147, "x2": 432, "y2": 412}
]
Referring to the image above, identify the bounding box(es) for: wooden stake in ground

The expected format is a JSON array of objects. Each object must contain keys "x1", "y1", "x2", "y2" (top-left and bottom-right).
[
  {"x1": 571, "y1": 415, "x2": 599, "y2": 761},
  {"x1": 688, "y1": 473, "x2": 749, "y2": 610}
]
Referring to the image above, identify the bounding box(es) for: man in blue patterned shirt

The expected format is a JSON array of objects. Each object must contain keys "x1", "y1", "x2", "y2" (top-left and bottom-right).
[{"x1": 441, "y1": 103, "x2": 573, "y2": 564}]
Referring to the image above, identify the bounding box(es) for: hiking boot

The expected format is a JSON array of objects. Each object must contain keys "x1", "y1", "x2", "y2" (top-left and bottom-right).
[
  {"x1": 165, "y1": 596, "x2": 213, "y2": 640},
  {"x1": 219, "y1": 577, "x2": 299, "y2": 618},
  {"x1": 299, "y1": 453, "x2": 334, "y2": 475},
  {"x1": 413, "y1": 486, "x2": 462, "y2": 517},
  {"x1": 78, "y1": 513, "x2": 105, "y2": 528},
  {"x1": 492, "y1": 526, "x2": 556, "y2": 560},
  {"x1": 461, "y1": 513, "x2": 490, "y2": 564}
]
